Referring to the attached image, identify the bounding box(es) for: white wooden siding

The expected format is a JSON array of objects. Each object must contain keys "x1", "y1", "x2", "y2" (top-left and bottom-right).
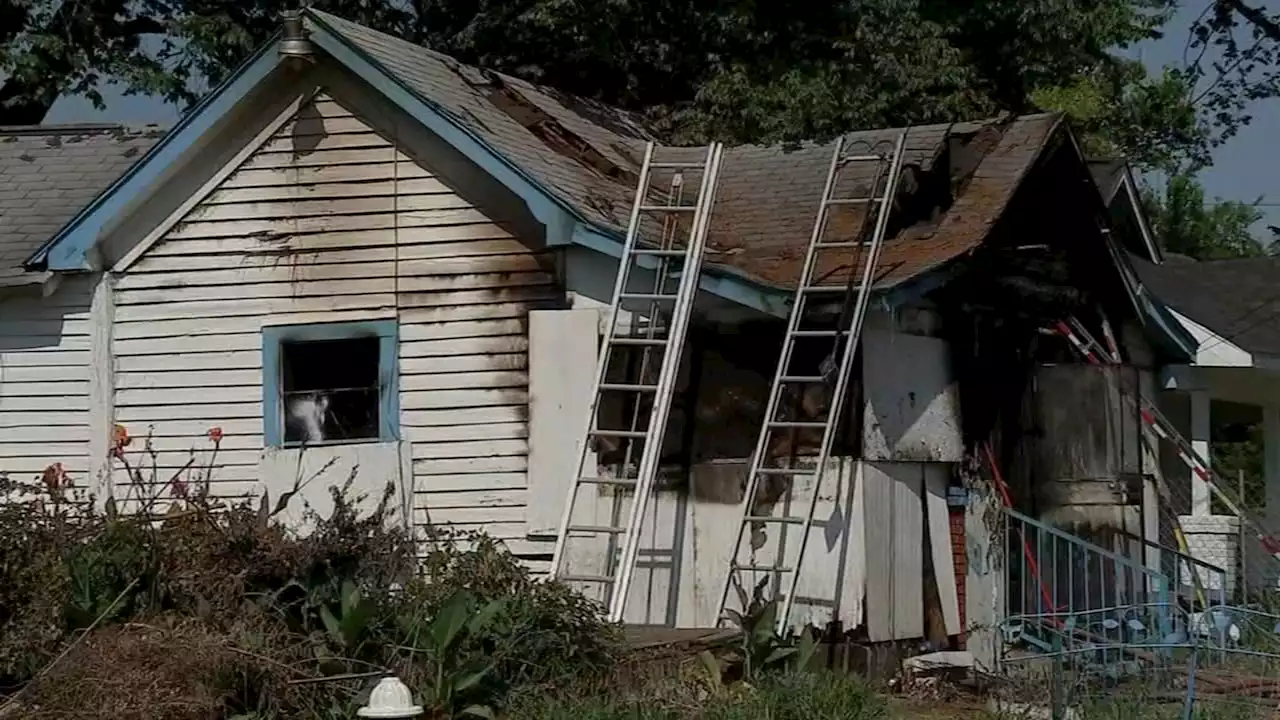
[
  {"x1": 0, "y1": 275, "x2": 95, "y2": 482},
  {"x1": 111, "y1": 93, "x2": 554, "y2": 537}
]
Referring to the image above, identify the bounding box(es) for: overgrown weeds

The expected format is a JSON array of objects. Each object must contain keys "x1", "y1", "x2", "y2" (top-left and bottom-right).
[
  {"x1": 509, "y1": 671, "x2": 888, "y2": 720},
  {"x1": 0, "y1": 430, "x2": 621, "y2": 719}
]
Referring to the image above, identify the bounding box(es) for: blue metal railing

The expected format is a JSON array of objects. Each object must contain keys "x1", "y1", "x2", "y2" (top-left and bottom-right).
[
  {"x1": 1115, "y1": 528, "x2": 1231, "y2": 609},
  {"x1": 1001, "y1": 508, "x2": 1177, "y2": 655}
]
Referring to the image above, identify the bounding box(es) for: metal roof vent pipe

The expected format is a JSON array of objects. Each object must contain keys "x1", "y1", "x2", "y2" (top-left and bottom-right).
[{"x1": 279, "y1": 9, "x2": 314, "y2": 62}]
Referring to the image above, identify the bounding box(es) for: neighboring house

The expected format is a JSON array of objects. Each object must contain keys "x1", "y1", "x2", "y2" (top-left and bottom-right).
[
  {"x1": 1133, "y1": 254, "x2": 1280, "y2": 593},
  {"x1": 0, "y1": 9, "x2": 1206, "y2": 668}
]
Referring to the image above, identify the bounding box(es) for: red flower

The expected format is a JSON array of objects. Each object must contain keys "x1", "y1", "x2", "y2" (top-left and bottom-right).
[
  {"x1": 208, "y1": 427, "x2": 224, "y2": 444},
  {"x1": 111, "y1": 424, "x2": 131, "y2": 457},
  {"x1": 41, "y1": 462, "x2": 70, "y2": 491}
]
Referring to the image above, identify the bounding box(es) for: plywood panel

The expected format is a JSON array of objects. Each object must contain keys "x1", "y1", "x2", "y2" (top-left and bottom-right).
[
  {"x1": 925, "y1": 466, "x2": 962, "y2": 636},
  {"x1": 862, "y1": 329, "x2": 963, "y2": 462},
  {"x1": 525, "y1": 309, "x2": 598, "y2": 537},
  {"x1": 863, "y1": 461, "x2": 925, "y2": 641}
]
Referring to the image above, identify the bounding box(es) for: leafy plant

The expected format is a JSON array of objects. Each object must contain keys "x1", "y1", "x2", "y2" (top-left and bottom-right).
[
  {"x1": 703, "y1": 578, "x2": 820, "y2": 690},
  {"x1": 318, "y1": 579, "x2": 379, "y2": 653},
  {"x1": 411, "y1": 530, "x2": 620, "y2": 687},
  {"x1": 398, "y1": 590, "x2": 507, "y2": 719}
]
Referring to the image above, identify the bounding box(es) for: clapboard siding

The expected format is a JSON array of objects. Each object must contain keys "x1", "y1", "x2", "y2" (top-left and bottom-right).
[
  {"x1": 0, "y1": 276, "x2": 95, "y2": 483},
  {"x1": 112, "y1": 93, "x2": 550, "y2": 549}
]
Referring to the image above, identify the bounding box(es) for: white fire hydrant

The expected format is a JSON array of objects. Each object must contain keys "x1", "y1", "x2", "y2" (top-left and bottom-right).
[{"x1": 357, "y1": 676, "x2": 423, "y2": 718}]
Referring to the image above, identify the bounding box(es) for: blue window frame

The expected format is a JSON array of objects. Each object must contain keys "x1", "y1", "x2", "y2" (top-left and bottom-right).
[{"x1": 262, "y1": 320, "x2": 399, "y2": 448}]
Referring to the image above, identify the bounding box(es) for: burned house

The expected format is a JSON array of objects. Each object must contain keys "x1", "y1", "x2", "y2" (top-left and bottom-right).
[{"x1": 0, "y1": 8, "x2": 1216, "y2": 667}]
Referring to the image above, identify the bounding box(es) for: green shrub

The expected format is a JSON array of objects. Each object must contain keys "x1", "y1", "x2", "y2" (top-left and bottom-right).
[
  {"x1": 407, "y1": 530, "x2": 622, "y2": 689},
  {"x1": 0, "y1": 447, "x2": 622, "y2": 719}
]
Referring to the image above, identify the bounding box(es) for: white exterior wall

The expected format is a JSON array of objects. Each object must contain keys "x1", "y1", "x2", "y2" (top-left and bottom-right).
[
  {"x1": 108, "y1": 93, "x2": 555, "y2": 553},
  {"x1": 0, "y1": 276, "x2": 96, "y2": 487}
]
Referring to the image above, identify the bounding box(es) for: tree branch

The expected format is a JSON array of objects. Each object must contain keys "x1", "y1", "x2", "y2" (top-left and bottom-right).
[{"x1": 1219, "y1": 0, "x2": 1280, "y2": 42}]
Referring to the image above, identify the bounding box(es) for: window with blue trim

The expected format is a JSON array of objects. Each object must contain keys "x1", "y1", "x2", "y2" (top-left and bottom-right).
[{"x1": 262, "y1": 321, "x2": 399, "y2": 447}]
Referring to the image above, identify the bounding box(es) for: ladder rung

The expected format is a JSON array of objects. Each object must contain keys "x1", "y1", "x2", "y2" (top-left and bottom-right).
[
  {"x1": 768, "y1": 420, "x2": 826, "y2": 429},
  {"x1": 825, "y1": 197, "x2": 877, "y2": 206},
  {"x1": 599, "y1": 382, "x2": 658, "y2": 393},
  {"x1": 567, "y1": 524, "x2": 627, "y2": 534},
  {"x1": 801, "y1": 285, "x2": 853, "y2": 293},
  {"x1": 581, "y1": 476, "x2": 638, "y2": 487},
  {"x1": 591, "y1": 429, "x2": 648, "y2": 439},
  {"x1": 560, "y1": 574, "x2": 616, "y2": 584},
  {"x1": 610, "y1": 337, "x2": 668, "y2": 347},
  {"x1": 745, "y1": 515, "x2": 827, "y2": 526},
  {"x1": 814, "y1": 241, "x2": 865, "y2": 249},
  {"x1": 791, "y1": 330, "x2": 842, "y2": 338},
  {"x1": 756, "y1": 467, "x2": 815, "y2": 477},
  {"x1": 639, "y1": 204, "x2": 698, "y2": 212},
  {"x1": 633, "y1": 248, "x2": 687, "y2": 257},
  {"x1": 619, "y1": 293, "x2": 677, "y2": 302},
  {"x1": 779, "y1": 375, "x2": 825, "y2": 383},
  {"x1": 649, "y1": 161, "x2": 706, "y2": 170},
  {"x1": 733, "y1": 563, "x2": 794, "y2": 573},
  {"x1": 746, "y1": 515, "x2": 803, "y2": 524},
  {"x1": 840, "y1": 154, "x2": 884, "y2": 163}
]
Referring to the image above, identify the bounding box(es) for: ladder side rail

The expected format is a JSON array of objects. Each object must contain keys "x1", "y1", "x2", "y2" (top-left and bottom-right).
[
  {"x1": 610, "y1": 143, "x2": 725, "y2": 620},
  {"x1": 606, "y1": 170, "x2": 694, "y2": 583},
  {"x1": 776, "y1": 129, "x2": 909, "y2": 632},
  {"x1": 713, "y1": 138, "x2": 847, "y2": 621},
  {"x1": 549, "y1": 142, "x2": 659, "y2": 580}
]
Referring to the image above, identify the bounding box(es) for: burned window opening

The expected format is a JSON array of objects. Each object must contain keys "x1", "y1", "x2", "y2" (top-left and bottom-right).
[{"x1": 280, "y1": 336, "x2": 381, "y2": 445}]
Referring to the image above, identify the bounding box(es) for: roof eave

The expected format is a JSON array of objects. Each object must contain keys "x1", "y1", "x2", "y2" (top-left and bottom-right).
[{"x1": 25, "y1": 36, "x2": 284, "y2": 271}]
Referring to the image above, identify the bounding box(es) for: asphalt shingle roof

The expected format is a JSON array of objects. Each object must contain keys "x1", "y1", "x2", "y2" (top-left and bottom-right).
[
  {"x1": 1088, "y1": 159, "x2": 1128, "y2": 205},
  {"x1": 0, "y1": 124, "x2": 162, "y2": 287},
  {"x1": 310, "y1": 10, "x2": 1064, "y2": 291},
  {"x1": 1132, "y1": 253, "x2": 1280, "y2": 358},
  {"x1": 2, "y1": 13, "x2": 1067, "y2": 297}
]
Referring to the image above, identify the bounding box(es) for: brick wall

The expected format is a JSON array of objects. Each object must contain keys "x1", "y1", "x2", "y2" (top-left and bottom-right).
[
  {"x1": 1178, "y1": 514, "x2": 1240, "y2": 595},
  {"x1": 949, "y1": 508, "x2": 967, "y2": 647}
]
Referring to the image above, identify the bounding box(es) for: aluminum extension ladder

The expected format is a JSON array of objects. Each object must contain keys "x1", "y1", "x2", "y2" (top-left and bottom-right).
[
  {"x1": 549, "y1": 141, "x2": 725, "y2": 623},
  {"x1": 715, "y1": 131, "x2": 908, "y2": 634},
  {"x1": 1053, "y1": 316, "x2": 1280, "y2": 568}
]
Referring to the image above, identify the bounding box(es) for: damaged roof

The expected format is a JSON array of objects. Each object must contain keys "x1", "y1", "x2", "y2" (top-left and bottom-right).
[
  {"x1": 1132, "y1": 253, "x2": 1280, "y2": 358},
  {"x1": 312, "y1": 10, "x2": 1065, "y2": 291},
  {"x1": 0, "y1": 124, "x2": 162, "y2": 288}
]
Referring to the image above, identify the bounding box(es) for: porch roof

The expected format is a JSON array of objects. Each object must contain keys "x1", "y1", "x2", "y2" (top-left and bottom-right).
[{"x1": 1132, "y1": 253, "x2": 1280, "y2": 363}]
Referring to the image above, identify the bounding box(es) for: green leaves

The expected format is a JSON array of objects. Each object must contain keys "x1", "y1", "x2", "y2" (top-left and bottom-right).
[
  {"x1": 397, "y1": 589, "x2": 508, "y2": 719},
  {"x1": 318, "y1": 579, "x2": 379, "y2": 652},
  {"x1": 708, "y1": 577, "x2": 821, "y2": 688},
  {"x1": 1142, "y1": 172, "x2": 1268, "y2": 259},
  {"x1": 1, "y1": 0, "x2": 1262, "y2": 183}
]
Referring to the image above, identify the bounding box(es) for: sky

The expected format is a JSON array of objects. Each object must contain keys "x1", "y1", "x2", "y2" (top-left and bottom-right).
[
  {"x1": 39, "y1": 2, "x2": 1280, "y2": 233},
  {"x1": 1130, "y1": 1, "x2": 1280, "y2": 233}
]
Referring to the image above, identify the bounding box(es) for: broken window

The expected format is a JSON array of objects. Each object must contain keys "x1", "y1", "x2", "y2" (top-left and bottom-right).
[{"x1": 263, "y1": 321, "x2": 398, "y2": 447}]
